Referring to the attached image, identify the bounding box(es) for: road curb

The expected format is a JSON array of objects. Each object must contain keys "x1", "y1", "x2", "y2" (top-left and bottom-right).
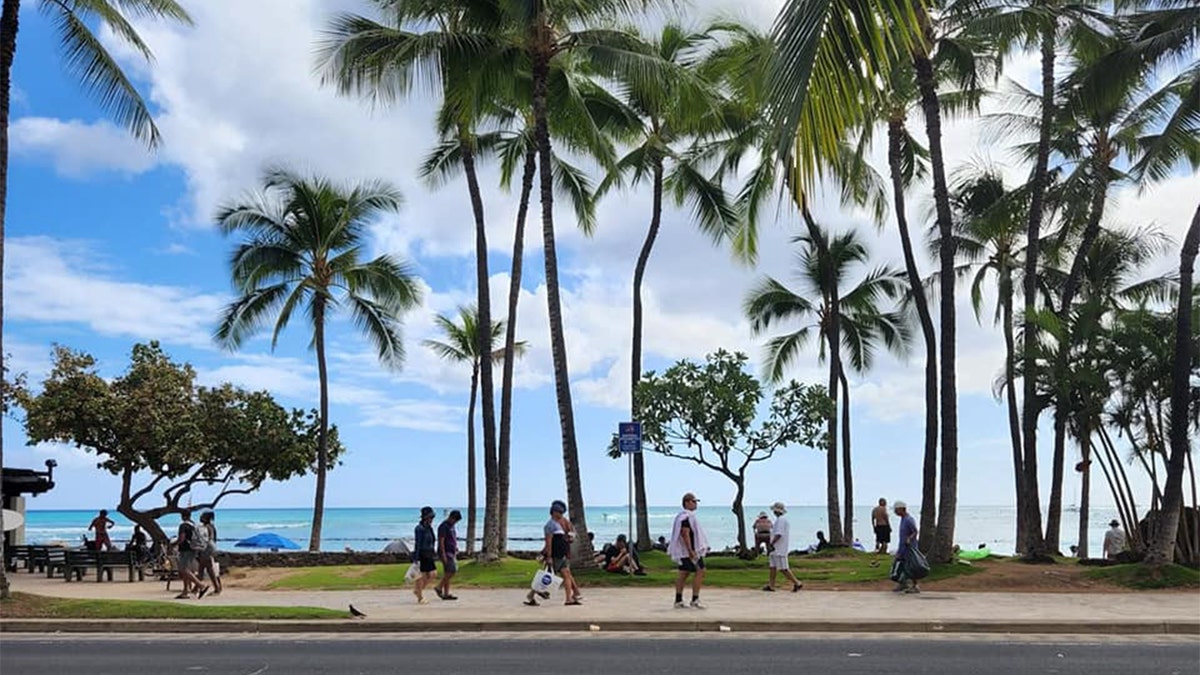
[{"x1": 3, "y1": 619, "x2": 1197, "y2": 635}]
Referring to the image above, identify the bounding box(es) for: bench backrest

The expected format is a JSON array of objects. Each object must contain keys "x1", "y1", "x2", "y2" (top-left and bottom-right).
[
  {"x1": 65, "y1": 550, "x2": 101, "y2": 566},
  {"x1": 97, "y1": 550, "x2": 134, "y2": 565}
]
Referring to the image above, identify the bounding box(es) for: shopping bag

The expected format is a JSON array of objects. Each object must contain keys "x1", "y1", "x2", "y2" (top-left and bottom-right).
[
  {"x1": 404, "y1": 562, "x2": 420, "y2": 583},
  {"x1": 530, "y1": 566, "x2": 563, "y2": 593},
  {"x1": 904, "y1": 547, "x2": 931, "y2": 580}
]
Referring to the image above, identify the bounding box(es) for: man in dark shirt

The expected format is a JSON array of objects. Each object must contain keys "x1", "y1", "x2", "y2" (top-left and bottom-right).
[{"x1": 436, "y1": 510, "x2": 462, "y2": 601}]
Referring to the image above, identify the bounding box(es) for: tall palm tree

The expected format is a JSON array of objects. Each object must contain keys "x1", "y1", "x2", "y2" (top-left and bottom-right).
[
  {"x1": 423, "y1": 305, "x2": 527, "y2": 556},
  {"x1": 0, "y1": 0, "x2": 192, "y2": 601},
  {"x1": 499, "y1": 0, "x2": 680, "y2": 567},
  {"x1": 599, "y1": 22, "x2": 737, "y2": 550},
  {"x1": 745, "y1": 227, "x2": 911, "y2": 545},
  {"x1": 214, "y1": 168, "x2": 422, "y2": 552},
  {"x1": 318, "y1": 0, "x2": 512, "y2": 556}
]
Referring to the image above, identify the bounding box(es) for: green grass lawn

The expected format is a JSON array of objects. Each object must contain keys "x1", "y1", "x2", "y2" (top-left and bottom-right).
[
  {"x1": 0, "y1": 592, "x2": 346, "y2": 620},
  {"x1": 1083, "y1": 564, "x2": 1200, "y2": 590},
  {"x1": 267, "y1": 549, "x2": 982, "y2": 591}
]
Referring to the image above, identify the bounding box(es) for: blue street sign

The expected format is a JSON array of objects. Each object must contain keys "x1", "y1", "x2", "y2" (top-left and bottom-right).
[{"x1": 618, "y1": 421, "x2": 642, "y2": 454}]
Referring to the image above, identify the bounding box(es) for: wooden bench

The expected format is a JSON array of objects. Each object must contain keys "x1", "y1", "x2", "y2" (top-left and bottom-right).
[
  {"x1": 4, "y1": 544, "x2": 31, "y2": 572},
  {"x1": 64, "y1": 549, "x2": 144, "y2": 582},
  {"x1": 28, "y1": 545, "x2": 53, "y2": 573},
  {"x1": 44, "y1": 549, "x2": 68, "y2": 579}
]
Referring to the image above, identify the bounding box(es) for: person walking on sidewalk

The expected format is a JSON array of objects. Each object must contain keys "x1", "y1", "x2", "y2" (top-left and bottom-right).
[
  {"x1": 872, "y1": 498, "x2": 891, "y2": 554},
  {"x1": 763, "y1": 501, "x2": 802, "y2": 593},
  {"x1": 669, "y1": 492, "x2": 709, "y2": 609},
  {"x1": 543, "y1": 500, "x2": 582, "y2": 606},
  {"x1": 436, "y1": 510, "x2": 461, "y2": 600},
  {"x1": 892, "y1": 501, "x2": 920, "y2": 594},
  {"x1": 412, "y1": 506, "x2": 438, "y2": 605},
  {"x1": 174, "y1": 509, "x2": 208, "y2": 600}
]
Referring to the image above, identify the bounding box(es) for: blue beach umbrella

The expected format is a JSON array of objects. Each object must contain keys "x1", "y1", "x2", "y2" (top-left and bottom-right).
[{"x1": 235, "y1": 532, "x2": 301, "y2": 551}]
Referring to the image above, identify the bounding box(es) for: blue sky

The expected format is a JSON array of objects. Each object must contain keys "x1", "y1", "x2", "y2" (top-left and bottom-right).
[{"x1": 4, "y1": 0, "x2": 1193, "y2": 519}]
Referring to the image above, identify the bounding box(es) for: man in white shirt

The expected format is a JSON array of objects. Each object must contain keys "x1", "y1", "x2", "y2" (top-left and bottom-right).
[
  {"x1": 1103, "y1": 519, "x2": 1127, "y2": 560},
  {"x1": 763, "y1": 501, "x2": 803, "y2": 592},
  {"x1": 669, "y1": 492, "x2": 709, "y2": 609}
]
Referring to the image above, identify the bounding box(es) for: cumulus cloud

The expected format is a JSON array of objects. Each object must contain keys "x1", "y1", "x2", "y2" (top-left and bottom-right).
[{"x1": 11, "y1": 117, "x2": 157, "y2": 177}]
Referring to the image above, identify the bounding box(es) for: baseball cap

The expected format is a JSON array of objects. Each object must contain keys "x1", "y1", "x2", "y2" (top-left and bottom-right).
[
  {"x1": 682, "y1": 492, "x2": 700, "y2": 506},
  {"x1": 893, "y1": 500, "x2": 907, "y2": 510},
  {"x1": 772, "y1": 501, "x2": 787, "y2": 514}
]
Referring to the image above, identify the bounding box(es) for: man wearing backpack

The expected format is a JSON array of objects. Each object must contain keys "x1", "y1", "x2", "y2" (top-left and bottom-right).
[{"x1": 175, "y1": 509, "x2": 209, "y2": 600}]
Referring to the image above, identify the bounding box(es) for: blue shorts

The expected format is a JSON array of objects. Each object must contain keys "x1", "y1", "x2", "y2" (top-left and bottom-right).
[{"x1": 442, "y1": 556, "x2": 458, "y2": 574}]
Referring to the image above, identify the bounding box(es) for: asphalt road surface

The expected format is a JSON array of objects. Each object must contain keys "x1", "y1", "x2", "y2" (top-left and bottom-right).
[{"x1": 2, "y1": 635, "x2": 1197, "y2": 674}]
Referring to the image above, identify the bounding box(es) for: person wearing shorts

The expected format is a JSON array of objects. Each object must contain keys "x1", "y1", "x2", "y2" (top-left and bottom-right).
[
  {"x1": 174, "y1": 509, "x2": 207, "y2": 600},
  {"x1": 412, "y1": 506, "x2": 438, "y2": 604},
  {"x1": 542, "y1": 500, "x2": 581, "y2": 605},
  {"x1": 669, "y1": 492, "x2": 709, "y2": 608},
  {"x1": 872, "y1": 498, "x2": 892, "y2": 554},
  {"x1": 436, "y1": 510, "x2": 461, "y2": 600},
  {"x1": 763, "y1": 501, "x2": 802, "y2": 592}
]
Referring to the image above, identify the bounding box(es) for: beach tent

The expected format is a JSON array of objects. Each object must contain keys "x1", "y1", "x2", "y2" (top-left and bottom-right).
[
  {"x1": 382, "y1": 539, "x2": 411, "y2": 554},
  {"x1": 235, "y1": 532, "x2": 301, "y2": 551}
]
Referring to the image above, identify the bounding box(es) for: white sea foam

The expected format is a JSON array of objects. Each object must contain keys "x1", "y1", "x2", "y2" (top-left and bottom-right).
[{"x1": 245, "y1": 522, "x2": 309, "y2": 530}]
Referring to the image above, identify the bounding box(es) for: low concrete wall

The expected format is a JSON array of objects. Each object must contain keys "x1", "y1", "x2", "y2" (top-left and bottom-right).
[{"x1": 213, "y1": 550, "x2": 546, "y2": 568}]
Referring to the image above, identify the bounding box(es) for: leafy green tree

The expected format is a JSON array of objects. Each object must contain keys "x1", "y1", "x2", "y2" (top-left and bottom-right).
[
  {"x1": 599, "y1": 22, "x2": 737, "y2": 550},
  {"x1": 423, "y1": 305, "x2": 526, "y2": 556},
  {"x1": 617, "y1": 350, "x2": 831, "y2": 554},
  {"x1": 745, "y1": 228, "x2": 910, "y2": 545},
  {"x1": 0, "y1": 0, "x2": 192, "y2": 602},
  {"x1": 213, "y1": 168, "x2": 422, "y2": 552},
  {"x1": 18, "y1": 343, "x2": 337, "y2": 546}
]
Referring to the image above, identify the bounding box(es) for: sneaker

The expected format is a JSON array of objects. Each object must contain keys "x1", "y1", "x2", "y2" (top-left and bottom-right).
[
  {"x1": 905, "y1": 586, "x2": 921, "y2": 594},
  {"x1": 537, "y1": 591, "x2": 551, "y2": 600},
  {"x1": 792, "y1": 583, "x2": 803, "y2": 592},
  {"x1": 690, "y1": 599, "x2": 706, "y2": 609},
  {"x1": 892, "y1": 583, "x2": 908, "y2": 593},
  {"x1": 761, "y1": 585, "x2": 775, "y2": 592},
  {"x1": 674, "y1": 600, "x2": 687, "y2": 609}
]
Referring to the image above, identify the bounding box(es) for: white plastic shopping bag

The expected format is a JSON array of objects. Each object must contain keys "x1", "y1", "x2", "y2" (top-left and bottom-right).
[
  {"x1": 530, "y1": 567, "x2": 563, "y2": 593},
  {"x1": 405, "y1": 562, "x2": 420, "y2": 583}
]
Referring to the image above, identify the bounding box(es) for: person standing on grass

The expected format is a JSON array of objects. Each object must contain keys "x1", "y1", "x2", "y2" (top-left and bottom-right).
[
  {"x1": 1103, "y1": 520, "x2": 1127, "y2": 561},
  {"x1": 669, "y1": 492, "x2": 709, "y2": 609},
  {"x1": 197, "y1": 511, "x2": 222, "y2": 596},
  {"x1": 892, "y1": 501, "x2": 919, "y2": 594},
  {"x1": 174, "y1": 509, "x2": 208, "y2": 600},
  {"x1": 872, "y1": 498, "x2": 891, "y2": 554},
  {"x1": 542, "y1": 500, "x2": 582, "y2": 606},
  {"x1": 763, "y1": 501, "x2": 802, "y2": 593},
  {"x1": 413, "y1": 506, "x2": 438, "y2": 605},
  {"x1": 89, "y1": 509, "x2": 115, "y2": 551},
  {"x1": 436, "y1": 510, "x2": 461, "y2": 601}
]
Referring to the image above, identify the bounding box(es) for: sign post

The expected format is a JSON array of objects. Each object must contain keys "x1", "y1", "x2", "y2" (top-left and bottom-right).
[{"x1": 618, "y1": 422, "x2": 642, "y2": 549}]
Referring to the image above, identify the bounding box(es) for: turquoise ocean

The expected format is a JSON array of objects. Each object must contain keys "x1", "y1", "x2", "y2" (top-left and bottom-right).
[{"x1": 22, "y1": 505, "x2": 1119, "y2": 556}]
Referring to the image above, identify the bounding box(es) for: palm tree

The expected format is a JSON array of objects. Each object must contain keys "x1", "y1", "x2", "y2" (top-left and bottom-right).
[
  {"x1": 423, "y1": 305, "x2": 527, "y2": 556},
  {"x1": 745, "y1": 227, "x2": 911, "y2": 545},
  {"x1": 214, "y1": 168, "x2": 422, "y2": 552},
  {"x1": 319, "y1": 0, "x2": 511, "y2": 556},
  {"x1": 499, "y1": 0, "x2": 681, "y2": 567},
  {"x1": 599, "y1": 23, "x2": 737, "y2": 550},
  {"x1": 0, "y1": 0, "x2": 192, "y2": 602}
]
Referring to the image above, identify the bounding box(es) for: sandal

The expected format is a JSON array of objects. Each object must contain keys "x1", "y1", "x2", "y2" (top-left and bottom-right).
[
  {"x1": 197, "y1": 586, "x2": 210, "y2": 599},
  {"x1": 523, "y1": 599, "x2": 539, "y2": 606},
  {"x1": 793, "y1": 583, "x2": 803, "y2": 592},
  {"x1": 564, "y1": 600, "x2": 582, "y2": 606},
  {"x1": 174, "y1": 593, "x2": 191, "y2": 600},
  {"x1": 761, "y1": 586, "x2": 775, "y2": 592}
]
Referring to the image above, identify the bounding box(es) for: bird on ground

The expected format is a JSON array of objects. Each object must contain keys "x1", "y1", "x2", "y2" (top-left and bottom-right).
[{"x1": 349, "y1": 604, "x2": 367, "y2": 618}]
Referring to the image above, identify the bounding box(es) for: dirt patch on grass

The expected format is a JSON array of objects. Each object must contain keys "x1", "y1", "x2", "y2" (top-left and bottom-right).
[{"x1": 221, "y1": 566, "x2": 299, "y2": 590}]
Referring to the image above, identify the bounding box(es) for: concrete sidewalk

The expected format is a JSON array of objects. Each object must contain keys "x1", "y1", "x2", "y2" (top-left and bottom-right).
[{"x1": 3, "y1": 570, "x2": 1198, "y2": 635}]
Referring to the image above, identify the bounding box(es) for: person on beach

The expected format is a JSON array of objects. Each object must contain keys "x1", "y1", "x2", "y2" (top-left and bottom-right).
[
  {"x1": 893, "y1": 501, "x2": 920, "y2": 594},
  {"x1": 436, "y1": 510, "x2": 461, "y2": 601},
  {"x1": 196, "y1": 511, "x2": 222, "y2": 596},
  {"x1": 541, "y1": 500, "x2": 582, "y2": 605},
  {"x1": 810, "y1": 530, "x2": 830, "y2": 553},
  {"x1": 753, "y1": 511, "x2": 773, "y2": 554},
  {"x1": 413, "y1": 506, "x2": 438, "y2": 604},
  {"x1": 126, "y1": 525, "x2": 150, "y2": 564},
  {"x1": 1103, "y1": 519, "x2": 1127, "y2": 561},
  {"x1": 763, "y1": 502, "x2": 802, "y2": 592},
  {"x1": 669, "y1": 492, "x2": 709, "y2": 609},
  {"x1": 871, "y1": 498, "x2": 891, "y2": 554},
  {"x1": 89, "y1": 509, "x2": 115, "y2": 551},
  {"x1": 174, "y1": 509, "x2": 208, "y2": 600}
]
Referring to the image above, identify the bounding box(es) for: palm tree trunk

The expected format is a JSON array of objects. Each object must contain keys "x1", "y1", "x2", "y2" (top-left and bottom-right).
[
  {"x1": 913, "y1": 48, "x2": 958, "y2": 565},
  {"x1": 887, "y1": 114, "x2": 939, "y2": 552},
  {"x1": 1000, "y1": 272, "x2": 1026, "y2": 551},
  {"x1": 459, "y1": 138, "x2": 501, "y2": 559},
  {"x1": 1047, "y1": 145, "x2": 1112, "y2": 554},
  {"x1": 798, "y1": 199, "x2": 843, "y2": 545},
  {"x1": 1077, "y1": 430, "x2": 1091, "y2": 559},
  {"x1": 1019, "y1": 26, "x2": 1057, "y2": 560},
  {"x1": 466, "y1": 364, "x2": 479, "y2": 556},
  {"x1": 0, "y1": 0, "x2": 20, "y2": 602},
  {"x1": 497, "y1": 148, "x2": 537, "y2": 557},
  {"x1": 310, "y1": 298, "x2": 330, "y2": 552},
  {"x1": 1098, "y1": 424, "x2": 1142, "y2": 552},
  {"x1": 1144, "y1": 202, "x2": 1199, "y2": 566},
  {"x1": 629, "y1": 158, "x2": 663, "y2": 552},
  {"x1": 840, "y1": 369, "x2": 853, "y2": 545},
  {"x1": 532, "y1": 49, "x2": 593, "y2": 568}
]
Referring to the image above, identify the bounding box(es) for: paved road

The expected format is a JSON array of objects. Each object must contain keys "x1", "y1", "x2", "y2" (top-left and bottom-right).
[{"x1": 2, "y1": 635, "x2": 1197, "y2": 674}]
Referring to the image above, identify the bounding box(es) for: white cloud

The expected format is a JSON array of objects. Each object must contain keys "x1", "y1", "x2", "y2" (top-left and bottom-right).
[
  {"x1": 10, "y1": 117, "x2": 157, "y2": 177},
  {"x1": 358, "y1": 399, "x2": 462, "y2": 433},
  {"x1": 30, "y1": 441, "x2": 99, "y2": 470},
  {"x1": 5, "y1": 236, "x2": 226, "y2": 348}
]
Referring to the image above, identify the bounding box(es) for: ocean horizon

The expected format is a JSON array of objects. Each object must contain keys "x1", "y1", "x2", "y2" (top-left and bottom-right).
[{"x1": 20, "y1": 504, "x2": 1120, "y2": 557}]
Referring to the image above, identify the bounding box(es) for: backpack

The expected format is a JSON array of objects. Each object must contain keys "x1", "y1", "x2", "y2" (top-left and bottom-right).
[{"x1": 192, "y1": 522, "x2": 211, "y2": 552}]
